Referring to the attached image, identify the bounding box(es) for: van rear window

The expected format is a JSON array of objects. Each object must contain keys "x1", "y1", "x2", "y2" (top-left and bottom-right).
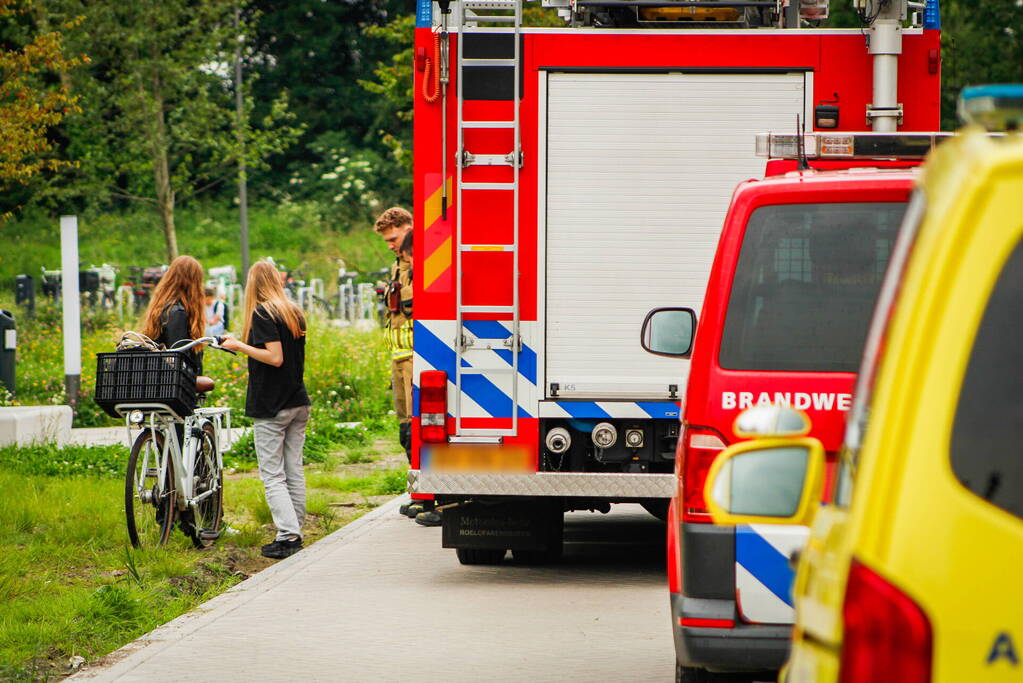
[{"x1": 719, "y1": 202, "x2": 907, "y2": 373}]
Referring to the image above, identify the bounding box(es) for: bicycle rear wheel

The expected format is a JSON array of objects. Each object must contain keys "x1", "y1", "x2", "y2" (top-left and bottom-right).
[
  {"x1": 125, "y1": 429, "x2": 176, "y2": 549},
  {"x1": 187, "y1": 422, "x2": 223, "y2": 548}
]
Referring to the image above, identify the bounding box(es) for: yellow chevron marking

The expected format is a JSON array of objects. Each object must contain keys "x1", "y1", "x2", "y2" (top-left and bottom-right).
[
  {"x1": 424, "y1": 177, "x2": 453, "y2": 228},
  {"x1": 423, "y1": 236, "x2": 452, "y2": 290}
]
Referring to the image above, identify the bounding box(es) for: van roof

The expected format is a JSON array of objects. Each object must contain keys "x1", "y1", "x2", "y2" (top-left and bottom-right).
[{"x1": 736, "y1": 166, "x2": 919, "y2": 199}]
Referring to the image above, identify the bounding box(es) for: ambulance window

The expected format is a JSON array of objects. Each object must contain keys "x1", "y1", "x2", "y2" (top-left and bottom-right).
[
  {"x1": 950, "y1": 237, "x2": 1023, "y2": 521},
  {"x1": 720, "y1": 202, "x2": 907, "y2": 373}
]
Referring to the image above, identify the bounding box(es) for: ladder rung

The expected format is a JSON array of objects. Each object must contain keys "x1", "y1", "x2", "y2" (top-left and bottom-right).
[
  {"x1": 462, "y1": 58, "x2": 517, "y2": 67},
  {"x1": 462, "y1": 153, "x2": 516, "y2": 167},
  {"x1": 460, "y1": 244, "x2": 514, "y2": 252},
  {"x1": 461, "y1": 182, "x2": 516, "y2": 191},
  {"x1": 460, "y1": 367, "x2": 516, "y2": 375},
  {"x1": 460, "y1": 305, "x2": 515, "y2": 314},
  {"x1": 465, "y1": 14, "x2": 517, "y2": 23},
  {"x1": 464, "y1": 0, "x2": 518, "y2": 9},
  {"x1": 461, "y1": 121, "x2": 515, "y2": 129},
  {"x1": 457, "y1": 428, "x2": 516, "y2": 437}
]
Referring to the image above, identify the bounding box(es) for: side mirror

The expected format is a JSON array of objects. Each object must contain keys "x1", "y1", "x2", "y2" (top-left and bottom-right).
[
  {"x1": 703, "y1": 437, "x2": 825, "y2": 527},
  {"x1": 641, "y1": 307, "x2": 697, "y2": 358}
]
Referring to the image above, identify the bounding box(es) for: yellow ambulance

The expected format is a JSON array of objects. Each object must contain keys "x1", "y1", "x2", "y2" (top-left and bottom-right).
[{"x1": 701, "y1": 88, "x2": 1023, "y2": 683}]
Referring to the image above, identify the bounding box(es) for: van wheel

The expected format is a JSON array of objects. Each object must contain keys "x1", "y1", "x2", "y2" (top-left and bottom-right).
[
  {"x1": 676, "y1": 664, "x2": 756, "y2": 683},
  {"x1": 456, "y1": 548, "x2": 505, "y2": 565}
]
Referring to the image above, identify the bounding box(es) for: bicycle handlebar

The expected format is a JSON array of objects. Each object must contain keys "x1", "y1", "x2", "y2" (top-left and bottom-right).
[{"x1": 169, "y1": 336, "x2": 237, "y2": 355}]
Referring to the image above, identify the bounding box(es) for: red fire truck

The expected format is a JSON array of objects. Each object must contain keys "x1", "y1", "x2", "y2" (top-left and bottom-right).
[{"x1": 408, "y1": 0, "x2": 941, "y2": 564}]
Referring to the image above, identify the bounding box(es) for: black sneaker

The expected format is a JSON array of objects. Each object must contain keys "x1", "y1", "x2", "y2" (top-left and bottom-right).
[
  {"x1": 261, "y1": 537, "x2": 302, "y2": 559},
  {"x1": 415, "y1": 510, "x2": 442, "y2": 527}
]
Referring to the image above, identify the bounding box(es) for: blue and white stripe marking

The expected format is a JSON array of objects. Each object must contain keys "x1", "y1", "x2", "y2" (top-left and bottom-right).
[
  {"x1": 735, "y1": 524, "x2": 810, "y2": 624},
  {"x1": 413, "y1": 320, "x2": 538, "y2": 419},
  {"x1": 412, "y1": 319, "x2": 682, "y2": 422},
  {"x1": 538, "y1": 401, "x2": 679, "y2": 419}
]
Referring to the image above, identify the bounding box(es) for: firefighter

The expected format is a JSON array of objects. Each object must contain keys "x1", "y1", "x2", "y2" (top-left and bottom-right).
[{"x1": 373, "y1": 208, "x2": 440, "y2": 525}]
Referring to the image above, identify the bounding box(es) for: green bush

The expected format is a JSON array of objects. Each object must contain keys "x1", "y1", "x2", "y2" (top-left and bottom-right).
[{"x1": 0, "y1": 443, "x2": 125, "y2": 478}]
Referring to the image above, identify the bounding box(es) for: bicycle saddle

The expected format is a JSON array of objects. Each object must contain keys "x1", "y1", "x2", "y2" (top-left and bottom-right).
[{"x1": 196, "y1": 376, "x2": 215, "y2": 394}]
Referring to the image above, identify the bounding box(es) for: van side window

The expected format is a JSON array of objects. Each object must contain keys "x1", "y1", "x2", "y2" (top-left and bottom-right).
[
  {"x1": 950, "y1": 237, "x2": 1023, "y2": 521},
  {"x1": 720, "y1": 202, "x2": 907, "y2": 373}
]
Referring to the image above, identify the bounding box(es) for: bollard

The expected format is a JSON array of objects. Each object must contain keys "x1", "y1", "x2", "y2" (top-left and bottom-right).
[
  {"x1": 14, "y1": 275, "x2": 35, "y2": 315},
  {"x1": 0, "y1": 309, "x2": 15, "y2": 396}
]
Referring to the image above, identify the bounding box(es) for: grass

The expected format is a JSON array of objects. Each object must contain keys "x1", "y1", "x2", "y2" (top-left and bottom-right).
[
  {"x1": 0, "y1": 439, "x2": 408, "y2": 681},
  {"x1": 0, "y1": 298, "x2": 394, "y2": 436}
]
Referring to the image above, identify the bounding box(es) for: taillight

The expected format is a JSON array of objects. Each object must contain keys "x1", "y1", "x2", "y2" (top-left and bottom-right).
[
  {"x1": 681, "y1": 426, "x2": 726, "y2": 522},
  {"x1": 419, "y1": 370, "x2": 448, "y2": 443},
  {"x1": 839, "y1": 560, "x2": 932, "y2": 683}
]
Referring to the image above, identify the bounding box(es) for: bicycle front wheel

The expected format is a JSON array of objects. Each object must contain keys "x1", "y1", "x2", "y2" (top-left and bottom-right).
[
  {"x1": 188, "y1": 422, "x2": 223, "y2": 548},
  {"x1": 125, "y1": 429, "x2": 176, "y2": 549}
]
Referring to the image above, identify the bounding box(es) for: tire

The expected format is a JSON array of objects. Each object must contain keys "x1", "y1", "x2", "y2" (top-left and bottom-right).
[
  {"x1": 641, "y1": 499, "x2": 670, "y2": 522},
  {"x1": 185, "y1": 422, "x2": 223, "y2": 548},
  {"x1": 126, "y1": 429, "x2": 176, "y2": 549},
  {"x1": 456, "y1": 547, "x2": 505, "y2": 565},
  {"x1": 676, "y1": 663, "x2": 758, "y2": 683}
]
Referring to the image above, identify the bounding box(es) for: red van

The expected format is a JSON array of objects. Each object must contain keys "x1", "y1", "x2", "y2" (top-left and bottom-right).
[{"x1": 642, "y1": 150, "x2": 919, "y2": 681}]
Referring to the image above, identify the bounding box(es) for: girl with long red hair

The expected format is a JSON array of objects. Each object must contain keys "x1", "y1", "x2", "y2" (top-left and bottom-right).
[
  {"x1": 140, "y1": 255, "x2": 207, "y2": 370},
  {"x1": 222, "y1": 261, "x2": 310, "y2": 560}
]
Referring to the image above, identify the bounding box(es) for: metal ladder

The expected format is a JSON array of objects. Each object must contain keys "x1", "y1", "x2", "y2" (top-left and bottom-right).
[{"x1": 453, "y1": 0, "x2": 523, "y2": 439}]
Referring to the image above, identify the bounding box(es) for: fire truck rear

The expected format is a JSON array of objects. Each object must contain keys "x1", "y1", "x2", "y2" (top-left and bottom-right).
[{"x1": 408, "y1": 0, "x2": 941, "y2": 564}]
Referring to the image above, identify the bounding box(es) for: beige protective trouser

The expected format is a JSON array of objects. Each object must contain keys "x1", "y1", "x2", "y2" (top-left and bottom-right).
[{"x1": 391, "y1": 356, "x2": 413, "y2": 424}]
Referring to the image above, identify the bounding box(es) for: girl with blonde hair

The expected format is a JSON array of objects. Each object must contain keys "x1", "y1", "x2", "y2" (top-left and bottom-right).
[
  {"x1": 222, "y1": 261, "x2": 311, "y2": 559},
  {"x1": 140, "y1": 255, "x2": 206, "y2": 370}
]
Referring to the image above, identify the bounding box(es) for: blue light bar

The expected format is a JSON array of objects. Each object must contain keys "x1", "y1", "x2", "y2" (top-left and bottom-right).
[{"x1": 924, "y1": 0, "x2": 940, "y2": 30}]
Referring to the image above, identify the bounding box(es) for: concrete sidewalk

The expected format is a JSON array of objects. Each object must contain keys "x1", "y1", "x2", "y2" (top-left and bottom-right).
[{"x1": 74, "y1": 501, "x2": 673, "y2": 682}]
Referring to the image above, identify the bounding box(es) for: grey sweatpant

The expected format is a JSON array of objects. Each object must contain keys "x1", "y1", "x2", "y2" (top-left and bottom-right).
[{"x1": 253, "y1": 404, "x2": 310, "y2": 541}]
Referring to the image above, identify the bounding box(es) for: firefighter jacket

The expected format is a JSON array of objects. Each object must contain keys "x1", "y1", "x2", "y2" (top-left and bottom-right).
[{"x1": 385, "y1": 258, "x2": 413, "y2": 361}]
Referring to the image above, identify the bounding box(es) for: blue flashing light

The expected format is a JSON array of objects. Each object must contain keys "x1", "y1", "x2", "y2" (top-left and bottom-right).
[
  {"x1": 959, "y1": 84, "x2": 1023, "y2": 131},
  {"x1": 923, "y1": 0, "x2": 941, "y2": 30},
  {"x1": 416, "y1": 0, "x2": 433, "y2": 28}
]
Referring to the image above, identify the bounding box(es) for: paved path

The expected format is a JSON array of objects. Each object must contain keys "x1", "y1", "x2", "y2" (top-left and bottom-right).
[{"x1": 75, "y1": 501, "x2": 673, "y2": 682}]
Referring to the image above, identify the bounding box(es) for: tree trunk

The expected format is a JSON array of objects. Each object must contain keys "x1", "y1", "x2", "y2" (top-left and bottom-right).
[{"x1": 150, "y1": 79, "x2": 178, "y2": 262}]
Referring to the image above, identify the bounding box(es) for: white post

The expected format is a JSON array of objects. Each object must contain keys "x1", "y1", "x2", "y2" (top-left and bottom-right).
[{"x1": 60, "y1": 216, "x2": 82, "y2": 412}]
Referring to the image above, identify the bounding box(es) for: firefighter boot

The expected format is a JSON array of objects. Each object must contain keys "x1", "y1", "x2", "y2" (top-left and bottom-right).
[{"x1": 415, "y1": 507, "x2": 442, "y2": 527}]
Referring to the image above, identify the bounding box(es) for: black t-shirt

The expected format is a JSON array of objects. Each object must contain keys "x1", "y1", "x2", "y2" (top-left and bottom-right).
[
  {"x1": 158, "y1": 301, "x2": 202, "y2": 374},
  {"x1": 245, "y1": 304, "x2": 310, "y2": 418}
]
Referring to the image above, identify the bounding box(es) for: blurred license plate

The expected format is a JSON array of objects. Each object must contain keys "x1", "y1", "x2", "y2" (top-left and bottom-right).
[{"x1": 422, "y1": 445, "x2": 532, "y2": 473}]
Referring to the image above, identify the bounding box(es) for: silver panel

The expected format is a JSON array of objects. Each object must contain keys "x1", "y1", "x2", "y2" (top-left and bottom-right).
[{"x1": 407, "y1": 470, "x2": 674, "y2": 498}]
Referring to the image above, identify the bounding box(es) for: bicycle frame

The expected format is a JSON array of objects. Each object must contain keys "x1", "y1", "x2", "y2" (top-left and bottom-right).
[{"x1": 124, "y1": 405, "x2": 230, "y2": 515}]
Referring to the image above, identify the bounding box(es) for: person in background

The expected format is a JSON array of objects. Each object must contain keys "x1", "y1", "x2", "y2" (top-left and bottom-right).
[
  {"x1": 205, "y1": 286, "x2": 226, "y2": 337},
  {"x1": 373, "y1": 207, "x2": 439, "y2": 526},
  {"x1": 397, "y1": 231, "x2": 440, "y2": 527},
  {"x1": 140, "y1": 255, "x2": 206, "y2": 373},
  {"x1": 222, "y1": 261, "x2": 311, "y2": 560}
]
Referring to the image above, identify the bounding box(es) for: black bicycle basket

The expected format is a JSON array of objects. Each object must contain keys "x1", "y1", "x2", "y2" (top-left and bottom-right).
[{"x1": 94, "y1": 349, "x2": 198, "y2": 418}]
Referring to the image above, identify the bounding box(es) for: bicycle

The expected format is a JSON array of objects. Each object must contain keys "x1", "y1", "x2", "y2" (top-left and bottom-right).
[{"x1": 96, "y1": 335, "x2": 236, "y2": 549}]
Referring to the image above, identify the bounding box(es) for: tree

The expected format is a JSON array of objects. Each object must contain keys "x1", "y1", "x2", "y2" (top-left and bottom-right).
[
  {"x1": 940, "y1": 0, "x2": 1023, "y2": 129},
  {"x1": 63, "y1": 0, "x2": 300, "y2": 261},
  {"x1": 0, "y1": 0, "x2": 84, "y2": 220}
]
